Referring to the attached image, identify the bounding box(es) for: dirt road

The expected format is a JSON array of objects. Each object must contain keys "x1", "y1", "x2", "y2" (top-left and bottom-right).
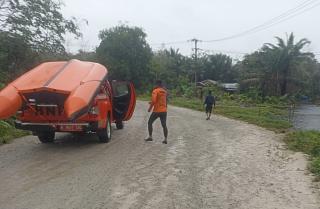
[{"x1": 0, "y1": 101, "x2": 319, "y2": 209}]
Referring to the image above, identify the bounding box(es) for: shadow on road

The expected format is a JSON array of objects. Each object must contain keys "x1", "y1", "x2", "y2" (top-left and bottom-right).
[{"x1": 32, "y1": 126, "x2": 124, "y2": 153}]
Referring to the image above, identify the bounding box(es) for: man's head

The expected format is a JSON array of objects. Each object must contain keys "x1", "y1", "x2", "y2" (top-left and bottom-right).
[
  {"x1": 155, "y1": 80, "x2": 162, "y2": 87},
  {"x1": 208, "y1": 90, "x2": 212, "y2": 95}
]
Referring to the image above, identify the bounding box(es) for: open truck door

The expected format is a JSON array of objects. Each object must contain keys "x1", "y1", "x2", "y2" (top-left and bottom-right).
[{"x1": 111, "y1": 81, "x2": 136, "y2": 129}]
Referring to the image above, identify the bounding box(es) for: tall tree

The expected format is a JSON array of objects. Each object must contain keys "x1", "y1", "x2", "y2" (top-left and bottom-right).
[
  {"x1": 96, "y1": 24, "x2": 152, "y2": 88},
  {"x1": 0, "y1": 0, "x2": 81, "y2": 54},
  {"x1": 263, "y1": 33, "x2": 312, "y2": 95},
  {"x1": 0, "y1": 0, "x2": 81, "y2": 82},
  {"x1": 200, "y1": 53, "x2": 235, "y2": 82},
  {"x1": 151, "y1": 48, "x2": 192, "y2": 89},
  {"x1": 0, "y1": 32, "x2": 36, "y2": 78},
  {"x1": 239, "y1": 33, "x2": 316, "y2": 97}
]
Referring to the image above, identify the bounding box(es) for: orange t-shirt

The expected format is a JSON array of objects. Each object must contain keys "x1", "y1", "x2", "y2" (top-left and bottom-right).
[{"x1": 150, "y1": 87, "x2": 167, "y2": 112}]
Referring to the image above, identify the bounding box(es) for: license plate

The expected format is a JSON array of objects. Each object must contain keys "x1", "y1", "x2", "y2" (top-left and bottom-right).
[{"x1": 59, "y1": 125, "x2": 83, "y2": 132}]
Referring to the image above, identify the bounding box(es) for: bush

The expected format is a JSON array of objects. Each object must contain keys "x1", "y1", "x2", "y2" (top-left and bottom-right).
[
  {"x1": 310, "y1": 157, "x2": 320, "y2": 177},
  {"x1": 285, "y1": 131, "x2": 320, "y2": 157},
  {"x1": 285, "y1": 131, "x2": 320, "y2": 179},
  {"x1": 0, "y1": 120, "x2": 28, "y2": 144},
  {"x1": 0, "y1": 120, "x2": 11, "y2": 136}
]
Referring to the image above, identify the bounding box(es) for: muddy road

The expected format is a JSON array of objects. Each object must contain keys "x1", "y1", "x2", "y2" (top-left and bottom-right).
[{"x1": 0, "y1": 101, "x2": 319, "y2": 209}]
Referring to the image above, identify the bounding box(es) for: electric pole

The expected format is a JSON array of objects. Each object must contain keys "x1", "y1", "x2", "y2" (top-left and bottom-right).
[{"x1": 190, "y1": 38, "x2": 202, "y2": 85}]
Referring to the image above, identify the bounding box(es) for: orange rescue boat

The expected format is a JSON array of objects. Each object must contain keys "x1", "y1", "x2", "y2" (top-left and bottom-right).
[{"x1": 0, "y1": 59, "x2": 108, "y2": 120}]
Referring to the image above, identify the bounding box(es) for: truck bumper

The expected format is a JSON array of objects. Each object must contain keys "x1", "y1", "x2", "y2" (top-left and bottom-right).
[{"x1": 15, "y1": 121, "x2": 98, "y2": 133}]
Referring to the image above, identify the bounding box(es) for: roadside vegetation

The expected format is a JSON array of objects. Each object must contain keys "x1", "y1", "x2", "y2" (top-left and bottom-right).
[
  {"x1": 139, "y1": 86, "x2": 292, "y2": 133},
  {"x1": 285, "y1": 131, "x2": 320, "y2": 179},
  {"x1": 0, "y1": 120, "x2": 28, "y2": 144}
]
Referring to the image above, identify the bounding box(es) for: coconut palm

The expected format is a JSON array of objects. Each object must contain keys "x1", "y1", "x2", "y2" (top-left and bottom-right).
[{"x1": 262, "y1": 33, "x2": 312, "y2": 95}]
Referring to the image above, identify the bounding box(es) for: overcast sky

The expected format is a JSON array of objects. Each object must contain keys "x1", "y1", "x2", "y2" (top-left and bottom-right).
[{"x1": 61, "y1": 0, "x2": 320, "y2": 60}]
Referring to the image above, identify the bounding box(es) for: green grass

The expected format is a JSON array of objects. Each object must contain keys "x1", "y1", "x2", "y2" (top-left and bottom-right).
[
  {"x1": 0, "y1": 120, "x2": 28, "y2": 144},
  {"x1": 168, "y1": 97, "x2": 292, "y2": 132},
  {"x1": 285, "y1": 131, "x2": 320, "y2": 179}
]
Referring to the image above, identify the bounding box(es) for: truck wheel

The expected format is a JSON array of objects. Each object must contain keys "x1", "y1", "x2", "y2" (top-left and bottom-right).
[
  {"x1": 97, "y1": 116, "x2": 111, "y2": 143},
  {"x1": 38, "y1": 132, "x2": 55, "y2": 143},
  {"x1": 116, "y1": 121, "x2": 124, "y2": 129}
]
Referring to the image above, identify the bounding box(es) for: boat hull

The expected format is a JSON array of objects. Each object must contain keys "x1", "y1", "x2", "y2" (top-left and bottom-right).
[
  {"x1": 0, "y1": 85, "x2": 22, "y2": 119},
  {"x1": 0, "y1": 60, "x2": 108, "y2": 120}
]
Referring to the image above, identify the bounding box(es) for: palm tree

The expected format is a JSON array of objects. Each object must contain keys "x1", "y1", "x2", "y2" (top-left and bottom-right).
[{"x1": 262, "y1": 33, "x2": 312, "y2": 95}]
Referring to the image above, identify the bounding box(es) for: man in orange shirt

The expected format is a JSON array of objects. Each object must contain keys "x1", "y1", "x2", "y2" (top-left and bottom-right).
[{"x1": 145, "y1": 80, "x2": 168, "y2": 144}]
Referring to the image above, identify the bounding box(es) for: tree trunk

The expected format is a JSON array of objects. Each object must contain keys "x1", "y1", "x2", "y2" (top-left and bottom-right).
[{"x1": 280, "y1": 65, "x2": 289, "y2": 96}]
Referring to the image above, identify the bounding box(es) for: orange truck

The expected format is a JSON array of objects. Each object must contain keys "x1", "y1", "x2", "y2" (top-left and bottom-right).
[{"x1": 0, "y1": 59, "x2": 136, "y2": 143}]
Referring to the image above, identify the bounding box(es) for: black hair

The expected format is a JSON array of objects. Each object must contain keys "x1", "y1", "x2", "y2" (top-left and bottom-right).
[
  {"x1": 156, "y1": 80, "x2": 162, "y2": 86},
  {"x1": 208, "y1": 90, "x2": 212, "y2": 95}
]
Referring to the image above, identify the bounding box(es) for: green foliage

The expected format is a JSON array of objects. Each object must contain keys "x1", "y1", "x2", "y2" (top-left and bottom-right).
[
  {"x1": 0, "y1": 32, "x2": 37, "y2": 78},
  {"x1": 285, "y1": 131, "x2": 320, "y2": 178},
  {"x1": 0, "y1": 120, "x2": 11, "y2": 136},
  {"x1": 0, "y1": 120, "x2": 27, "y2": 144},
  {"x1": 285, "y1": 131, "x2": 320, "y2": 156},
  {"x1": 151, "y1": 49, "x2": 193, "y2": 89},
  {"x1": 169, "y1": 97, "x2": 203, "y2": 112},
  {"x1": 96, "y1": 24, "x2": 152, "y2": 88},
  {"x1": 0, "y1": 0, "x2": 81, "y2": 84},
  {"x1": 239, "y1": 33, "x2": 318, "y2": 98},
  {"x1": 310, "y1": 157, "x2": 320, "y2": 177},
  {"x1": 1, "y1": 0, "x2": 81, "y2": 54},
  {"x1": 169, "y1": 96, "x2": 291, "y2": 132},
  {"x1": 149, "y1": 50, "x2": 238, "y2": 92},
  {"x1": 200, "y1": 54, "x2": 237, "y2": 82},
  {"x1": 215, "y1": 105, "x2": 291, "y2": 132},
  {"x1": 146, "y1": 33, "x2": 319, "y2": 100}
]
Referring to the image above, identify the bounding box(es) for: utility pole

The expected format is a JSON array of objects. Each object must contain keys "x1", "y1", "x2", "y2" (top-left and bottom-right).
[
  {"x1": 190, "y1": 38, "x2": 202, "y2": 85},
  {"x1": 161, "y1": 43, "x2": 166, "y2": 50}
]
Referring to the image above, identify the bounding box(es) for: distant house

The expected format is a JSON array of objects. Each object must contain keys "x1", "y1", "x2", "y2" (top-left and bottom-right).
[
  {"x1": 196, "y1": 79, "x2": 219, "y2": 87},
  {"x1": 220, "y1": 83, "x2": 239, "y2": 92},
  {"x1": 197, "y1": 80, "x2": 239, "y2": 93}
]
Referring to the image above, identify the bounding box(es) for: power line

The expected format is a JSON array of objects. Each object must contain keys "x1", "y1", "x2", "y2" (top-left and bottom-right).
[
  {"x1": 203, "y1": 0, "x2": 319, "y2": 42},
  {"x1": 150, "y1": 0, "x2": 320, "y2": 47},
  {"x1": 150, "y1": 40, "x2": 188, "y2": 46},
  {"x1": 203, "y1": 49, "x2": 248, "y2": 55},
  {"x1": 203, "y1": 0, "x2": 320, "y2": 42}
]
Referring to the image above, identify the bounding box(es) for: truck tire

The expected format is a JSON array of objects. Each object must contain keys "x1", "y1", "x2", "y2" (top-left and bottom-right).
[
  {"x1": 38, "y1": 131, "x2": 55, "y2": 143},
  {"x1": 116, "y1": 121, "x2": 124, "y2": 129},
  {"x1": 97, "y1": 116, "x2": 111, "y2": 143}
]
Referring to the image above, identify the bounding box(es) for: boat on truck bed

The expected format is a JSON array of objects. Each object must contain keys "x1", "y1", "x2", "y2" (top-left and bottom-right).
[{"x1": 0, "y1": 59, "x2": 136, "y2": 143}]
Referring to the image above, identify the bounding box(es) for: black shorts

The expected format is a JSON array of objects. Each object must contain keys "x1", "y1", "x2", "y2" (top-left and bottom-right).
[{"x1": 206, "y1": 105, "x2": 213, "y2": 113}]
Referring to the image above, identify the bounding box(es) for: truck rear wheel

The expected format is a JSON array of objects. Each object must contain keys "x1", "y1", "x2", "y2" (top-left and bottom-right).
[
  {"x1": 97, "y1": 116, "x2": 111, "y2": 143},
  {"x1": 37, "y1": 131, "x2": 55, "y2": 143},
  {"x1": 116, "y1": 121, "x2": 124, "y2": 129}
]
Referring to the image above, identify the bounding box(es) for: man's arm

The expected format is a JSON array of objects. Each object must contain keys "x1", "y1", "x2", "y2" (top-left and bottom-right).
[
  {"x1": 148, "y1": 90, "x2": 157, "y2": 112},
  {"x1": 204, "y1": 96, "x2": 208, "y2": 105}
]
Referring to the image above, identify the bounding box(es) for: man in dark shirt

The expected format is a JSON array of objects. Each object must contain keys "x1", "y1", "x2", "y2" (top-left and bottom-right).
[{"x1": 204, "y1": 91, "x2": 216, "y2": 120}]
